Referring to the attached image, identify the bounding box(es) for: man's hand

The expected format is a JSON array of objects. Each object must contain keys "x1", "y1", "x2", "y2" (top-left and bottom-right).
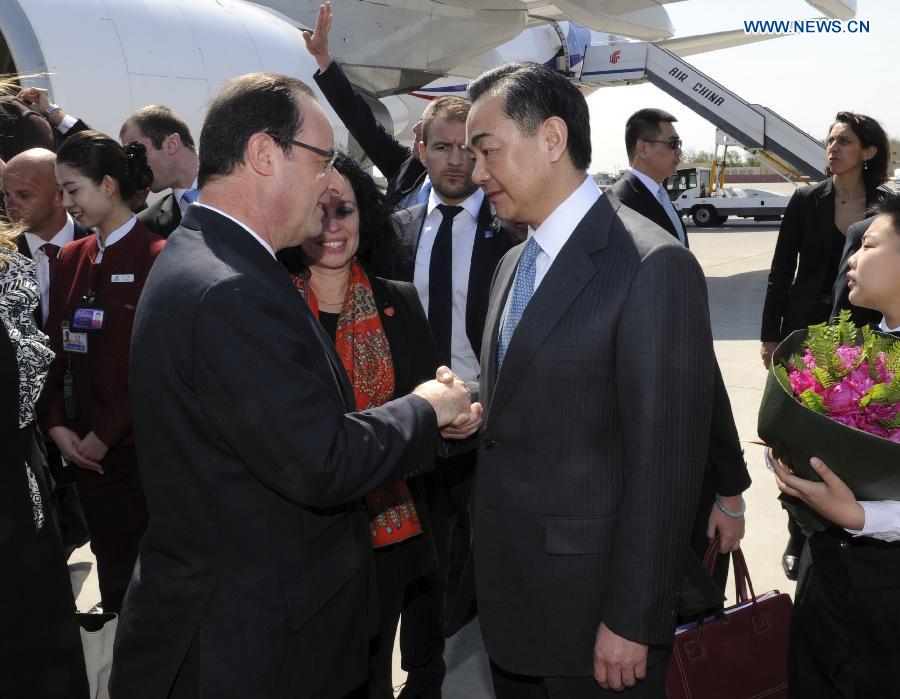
[
  {"x1": 760, "y1": 341, "x2": 778, "y2": 369},
  {"x1": 302, "y1": 2, "x2": 334, "y2": 73},
  {"x1": 79, "y1": 431, "x2": 110, "y2": 464},
  {"x1": 772, "y1": 453, "x2": 864, "y2": 530},
  {"x1": 440, "y1": 402, "x2": 483, "y2": 440},
  {"x1": 413, "y1": 366, "x2": 474, "y2": 428},
  {"x1": 47, "y1": 426, "x2": 104, "y2": 474},
  {"x1": 707, "y1": 496, "x2": 745, "y2": 553},
  {"x1": 16, "y1": 87, "x2": 53, "y2": 113},
  {"x1": 594, "y1": 623, "x2": 648, "y2": 691}
]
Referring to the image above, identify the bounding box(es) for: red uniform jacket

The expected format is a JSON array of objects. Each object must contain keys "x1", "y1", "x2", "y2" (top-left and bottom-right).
[{"x1": 43, "y1": 220, "x2": 164, "y2": 448}]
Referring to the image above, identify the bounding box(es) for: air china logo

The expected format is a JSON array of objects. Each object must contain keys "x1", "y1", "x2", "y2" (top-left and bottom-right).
[{"x1": 610, "y1": 50, "x2": 621, "y2": 64}]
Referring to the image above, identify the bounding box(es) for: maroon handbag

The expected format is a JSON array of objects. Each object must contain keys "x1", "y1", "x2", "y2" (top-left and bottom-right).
[{"x1": 666, "y1": 540, "x2": 793, "y2": 699}]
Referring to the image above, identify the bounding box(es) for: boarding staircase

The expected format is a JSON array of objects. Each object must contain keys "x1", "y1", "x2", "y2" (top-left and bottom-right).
[{"x1": 578, "y1": 41, "x2": 826, "y2": 181}]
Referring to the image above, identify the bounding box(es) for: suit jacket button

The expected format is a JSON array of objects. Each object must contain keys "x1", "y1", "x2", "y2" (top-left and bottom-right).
[
  {"x1": 483, "y1": 438, "x2": 498, "y2": 450},
  {"x1": 839, "y1": 539, "x2": 850, "y2": 548}
]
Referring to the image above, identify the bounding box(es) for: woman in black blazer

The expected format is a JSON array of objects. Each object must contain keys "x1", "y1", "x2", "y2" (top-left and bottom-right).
[
  {"x1": 761, "y1": 111, "x2": 890, "y2": 364},
  {"x1": 280, "y1": 153, "x2": 438, "y2": 699},
  {"x1": 760, "y1": 111, "x2": 890, "y2": 579}
]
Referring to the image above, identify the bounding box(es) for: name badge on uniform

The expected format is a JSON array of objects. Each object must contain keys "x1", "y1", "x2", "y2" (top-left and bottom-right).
[
  {"x1": 72, "y1": 305, "x2": 106, "y2": 332},
  {"x1": 62, "y1": 322, "x2": 88, "y2": 354},
  {"x1": 111, "y1": 274, "x2": 134, "y2": 283}
]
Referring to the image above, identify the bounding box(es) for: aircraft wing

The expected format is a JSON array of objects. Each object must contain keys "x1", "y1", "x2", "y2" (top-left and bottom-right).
[{"x1": 658, "y1": 28, "x2": 791, "y2": 57}]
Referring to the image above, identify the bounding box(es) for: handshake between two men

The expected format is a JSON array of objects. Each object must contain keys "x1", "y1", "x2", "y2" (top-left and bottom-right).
[{"x1": 412, "y1": 366, "x2": 483, "y2": 441}]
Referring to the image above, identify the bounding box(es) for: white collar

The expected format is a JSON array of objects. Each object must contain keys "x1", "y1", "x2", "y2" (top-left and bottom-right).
[
  {"x1": 879, "y1": 317, "x2": 900, "y2": 333},
  {"x1": 426, "y1": 187, "x2": 484, "y2": 221},
  {"x1": 528, "y1": 176, "x2": 601, "y2": 262},
  {"x1": 24, "y1": 214, "x2": 76, "y2": 255},
  {"x1": 96, "y1": 215, "x2": 138, "y2": 253},
  {"x1": 629, "y1": 167, "x2": 662, "y2": 197},
  {"x1": 194, "y1": 203, "x2": 276, "y2": 259}
]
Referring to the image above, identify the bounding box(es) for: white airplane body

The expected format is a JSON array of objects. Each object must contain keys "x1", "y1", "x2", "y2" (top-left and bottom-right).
[{"x1": 0, "y1": 0, "x2": 857, "y2": 155}]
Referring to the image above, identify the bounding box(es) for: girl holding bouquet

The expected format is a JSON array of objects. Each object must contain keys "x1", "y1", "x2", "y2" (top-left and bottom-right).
[{"x1": 771, "y1": 193, "x2": 900, "y2": 698}]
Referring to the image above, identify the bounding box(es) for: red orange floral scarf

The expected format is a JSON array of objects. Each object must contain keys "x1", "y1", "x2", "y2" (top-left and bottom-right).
[{"x1": 292, "y1": 259, "x2": 422, "y2": 547}]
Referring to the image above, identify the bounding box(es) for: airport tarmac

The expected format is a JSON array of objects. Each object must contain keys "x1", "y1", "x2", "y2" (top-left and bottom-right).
[{"x1": 68, "y1": 219, "x2": 795, "y2": 696}]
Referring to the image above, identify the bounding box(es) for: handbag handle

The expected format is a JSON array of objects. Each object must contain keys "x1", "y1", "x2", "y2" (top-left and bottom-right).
[{"x1": 701, "y1": 537, "x2": 756, "y2": 605}]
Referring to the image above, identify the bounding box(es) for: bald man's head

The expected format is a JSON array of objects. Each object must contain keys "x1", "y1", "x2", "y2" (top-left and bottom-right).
[{"x1": 2, "y1": 148, "x2": 67, "y2": 240}]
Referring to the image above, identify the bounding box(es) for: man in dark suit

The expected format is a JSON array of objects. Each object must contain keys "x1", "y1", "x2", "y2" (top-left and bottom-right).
[
  {"x1": 461, "y1": 63, "x2": 715, "y2": 697},
  {"x1": 111, "y1": 71, "x2": 478, "y2": 698},
  {"x1": 119, "y1": 105, "x2": 200, "y2": 238},
  {"x1": 612, "y1": 109, "x2": 751, "y2": 592},
  {"x1": 611, "y1": 109, "x2": 688, "y2": 246},
  {"x1": 303, "y1": 2, "x2": 429, "y2": 207},
  {"x1": 2, "y1": 147, "x2": 90, "y2": 559},
  {"x1": 389, "y1": 96, "x2": 516, "y2": 696}
]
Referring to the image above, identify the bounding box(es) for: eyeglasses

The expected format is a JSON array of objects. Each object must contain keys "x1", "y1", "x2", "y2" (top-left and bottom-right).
[
  {"x1": 269, "y1": 133, "x2": 337, "y2": 175},
  {"x1": 642, "y1": 136, "x2": 682, "y2": 150}
]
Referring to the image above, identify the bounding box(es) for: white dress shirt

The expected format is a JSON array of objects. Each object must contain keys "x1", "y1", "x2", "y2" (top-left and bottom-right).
[
  {"x1": 173, "y1": 178, "x2": 200, "y2": 217},
  {"x1": 844, "y1": 316, "x2": 900, "y2": 542},
  {"x1": 499, "y1": 176, "x2": 601, "y2": 332},
  {"x1": 194, "y1": 204, "x2": 276, "y2": 259},
  {"x1": 95, "y1": 215, "x2": 138, "y2": 263},
  {"x1": 24, "y1": 215, "x2": 77, "y2": 326},
  {"x1": 629, "y1": 167, "x2": 686, "y2": 245},
  {"x1": 413, "y1": 187, "x2": 484, "y2": 382}
]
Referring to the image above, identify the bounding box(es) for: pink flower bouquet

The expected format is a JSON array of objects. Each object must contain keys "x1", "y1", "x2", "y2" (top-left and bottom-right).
[{"x1": 758, "y1": 312, "x2": 900, "y2": 509}]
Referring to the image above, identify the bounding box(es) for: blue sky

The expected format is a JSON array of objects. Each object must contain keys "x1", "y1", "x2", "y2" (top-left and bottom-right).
[{"x1": 586, "y1": 0, "x2": 897, "y2": 173}]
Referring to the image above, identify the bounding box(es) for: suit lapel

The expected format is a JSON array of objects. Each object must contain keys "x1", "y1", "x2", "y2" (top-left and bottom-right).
[
  {"x1": 465, "y1": 199, "x2": 502, "y2": 362},
  {"x1": 627, "y1": 172, "x2": 680, "y2": 241},
  {"x1": 484, "y1": 196, "x2": 616, "y2": 429},
  {"x1": 392, "y1": 204, "x2": 427, "y2": 282},
  {"x1": 480, "y1": 246, "x2": 520, "y2": 426}
]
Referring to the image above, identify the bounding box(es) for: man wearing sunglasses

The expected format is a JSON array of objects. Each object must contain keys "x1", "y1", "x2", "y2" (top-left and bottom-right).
[
  {"x1": 613, "y1": 108, "x2": 751, "y2": 605},
  {"x1": 612, "y1": 108, "x2": 688, "y2": 246}
]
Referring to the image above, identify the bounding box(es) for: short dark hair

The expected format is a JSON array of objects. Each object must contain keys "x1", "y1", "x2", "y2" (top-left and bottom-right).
[
  {"x1": 420, "y1": 96, "x2": 470, "y2": 144},
  {"x1": 56, "y1": 130, "x2": 153, "y2": 200},
  {"x1": 624, "y1": 108, "x2": 677, "y2": 161},
  {"x1": 198, "y1": 72, "x2": 315, "y2": 187},
  {"x1": 828, "y1": 111, "x2": 890, "y2": 194},
  {"x1": 120, "y1": 105, "x2": 196, "y2": 152},
  {"x1": 467, "y1": 62, "x2": 591, "y2": 171},
  {"x1": 279, "y1": 152, "x2": 395, "y2": 275},
  {"x1": 874, "y1": 192, "x2": 900, "y2": 235}
]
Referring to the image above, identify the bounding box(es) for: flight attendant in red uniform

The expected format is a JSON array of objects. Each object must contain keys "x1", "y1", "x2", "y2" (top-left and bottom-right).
[{"x1": 42, "y1": 130, "x2": 163, "y2": 614}]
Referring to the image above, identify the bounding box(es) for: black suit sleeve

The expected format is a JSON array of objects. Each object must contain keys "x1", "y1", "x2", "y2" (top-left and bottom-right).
[
  {"x1": 314, "y1": 62, "x2": 412, "y2": 182},
  {"x1": 761, "y1": 190, "x2": 806, "y2": 342},
  {"x1": 604, "y1": 245, "x2": 715, "y2": 645},
  {"x1": 190, "y1": 274, "x2": 439, "y2": 509},
  {"x1": 394, "y1": 281, "x2": 438, "y2": 389},
  {"x1": 708, "y1": 363, "x2": 751, "y2": 496}
]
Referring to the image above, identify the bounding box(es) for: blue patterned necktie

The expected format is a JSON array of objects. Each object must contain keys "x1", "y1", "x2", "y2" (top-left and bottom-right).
[
  {"x1": 655, "y1": 186, "x2": 684, "y2": 244},
  {"x1": 497, "y1": 236, "x2": 542, "y2": 368},
  {"x1": 181, "y1": 188, "x2": 198, "y2": 206}
]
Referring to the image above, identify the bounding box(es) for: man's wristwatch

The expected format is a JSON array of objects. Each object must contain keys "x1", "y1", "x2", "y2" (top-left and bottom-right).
[{"x1": 43, "y1": 103, "x2": 61, "y2": 119}]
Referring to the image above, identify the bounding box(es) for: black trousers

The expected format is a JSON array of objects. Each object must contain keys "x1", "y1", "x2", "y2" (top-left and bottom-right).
[
  {"x1": 74, "y1": 444, "x2": 148, "y2": 614},
  {"x1": 490, "y1": 658, "x2": 667, "y2": 699},
  {"x1": 399, "y1": 451, "x2": 475, "y2": 690},
  {"x1": 790, "y1": 531, "x2": 900, "y2": 698}
]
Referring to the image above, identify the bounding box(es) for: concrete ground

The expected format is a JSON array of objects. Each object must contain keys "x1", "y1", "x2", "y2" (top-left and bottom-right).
[{"x1": 69, "y1": 219, "x2": 793, "y2": 696}]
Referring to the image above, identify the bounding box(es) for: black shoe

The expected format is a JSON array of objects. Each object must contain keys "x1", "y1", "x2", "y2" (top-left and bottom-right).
[{"x1": 782, "y1": 553, "x2": 799, "y2": 581}]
